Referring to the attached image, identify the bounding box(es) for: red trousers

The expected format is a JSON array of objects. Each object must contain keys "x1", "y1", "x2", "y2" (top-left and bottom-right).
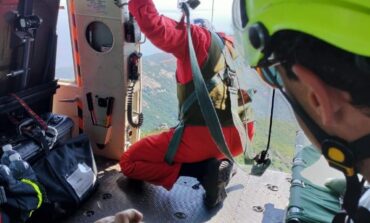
[{"x1": 120, "y1": 123, "x2": 254, "y2": 190}]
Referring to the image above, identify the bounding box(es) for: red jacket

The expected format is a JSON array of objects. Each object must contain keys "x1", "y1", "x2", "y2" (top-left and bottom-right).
[{"x1": 129, "y1": 0, "x2": 231, "y2": 84}]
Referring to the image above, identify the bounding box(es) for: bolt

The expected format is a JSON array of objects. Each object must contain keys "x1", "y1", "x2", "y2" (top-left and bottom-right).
[
  {"x1": 102, "y1": 193, "x2": 112, "y2": 200},
  {"x1": 174, "y1": 212, "x2": 187, "y2": 219},
  {"x1": 252, "y1": 206, "x2": 264, "y2": 213},
  {"x1": 84, "y1": 210, "x2": 95, "y2": 217}
]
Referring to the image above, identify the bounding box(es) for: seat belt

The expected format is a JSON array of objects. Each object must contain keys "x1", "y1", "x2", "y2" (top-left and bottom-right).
[{"x1": 165, "y1": 3, "x2": 234, "y2": 164}]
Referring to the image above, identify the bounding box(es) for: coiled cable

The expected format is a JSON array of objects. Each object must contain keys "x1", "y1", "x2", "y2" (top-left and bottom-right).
[{"x1": 127, "y1": 81, "x2": 144, "y2": 128}]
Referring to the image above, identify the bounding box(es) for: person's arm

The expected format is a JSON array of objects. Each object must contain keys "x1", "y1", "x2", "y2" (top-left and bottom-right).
[{"x1": 129, "y1": 0, "x2": 210, "y2": 61}]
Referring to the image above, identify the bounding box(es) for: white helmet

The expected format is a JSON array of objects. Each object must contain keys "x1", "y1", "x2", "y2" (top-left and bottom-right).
[{"x1": 192, "y1": 18, "x2": 215, "y2": 32}]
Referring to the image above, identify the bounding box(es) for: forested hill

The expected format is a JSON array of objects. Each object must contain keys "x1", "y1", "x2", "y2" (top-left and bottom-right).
[{"x1": 141, "y1": 53, "x2": 178, "y2": 131}]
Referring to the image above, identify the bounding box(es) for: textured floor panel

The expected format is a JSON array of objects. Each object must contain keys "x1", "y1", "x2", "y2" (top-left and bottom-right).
[{"x1": 63, "y1": 161, "x2": 290, "y2": 223}]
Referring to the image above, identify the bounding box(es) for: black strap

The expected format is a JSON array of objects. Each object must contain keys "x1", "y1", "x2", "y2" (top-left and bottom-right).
[
  {"x1": 333, "y1": 181, "x2": 369, "y2": 223},
  {"x1": 265, "y1": 89, "x2": 275, "y2": 154},
  {"x1": 332, "y1": 212, "x2": 348, "y2": 223},
  {"x1": 342, "y1": 176, "x2": 364, "y2": 220},
  {"x1": 355, "y1": 207, "x2": 370, "y2": 223}
]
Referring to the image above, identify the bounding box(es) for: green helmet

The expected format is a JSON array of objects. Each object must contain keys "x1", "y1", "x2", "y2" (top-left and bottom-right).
[{"x1": 233, "y1": 0, "x2": 370, "y2": 66}]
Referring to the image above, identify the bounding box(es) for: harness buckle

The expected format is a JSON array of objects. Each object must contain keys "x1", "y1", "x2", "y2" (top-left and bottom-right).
[{"x1": 223, "y1": 66, "x2": 236, "y2": 87}]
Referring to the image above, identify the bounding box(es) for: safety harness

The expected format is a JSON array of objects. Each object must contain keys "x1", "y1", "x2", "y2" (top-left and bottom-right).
[{"x1": 164, "y1": 3, "x2": 251, "y2": 165}]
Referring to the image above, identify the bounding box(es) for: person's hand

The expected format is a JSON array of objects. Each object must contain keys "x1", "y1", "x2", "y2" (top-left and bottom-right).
[
  {"x1": 115, "y1": 209, "x2": 143, "y2": 223},
  {"x1": 94, "y1": 209, "x2": 143, "y2": 223}
]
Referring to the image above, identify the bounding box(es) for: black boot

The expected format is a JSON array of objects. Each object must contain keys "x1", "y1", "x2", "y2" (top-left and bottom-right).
[{"x1": 200, "y1": 159, "x2": 233, "y2": 209}]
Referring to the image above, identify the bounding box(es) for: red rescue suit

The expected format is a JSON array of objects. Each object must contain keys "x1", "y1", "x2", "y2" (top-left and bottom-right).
[{"x1": 120, "y1": 0, "x2": 255, "y2": 190}]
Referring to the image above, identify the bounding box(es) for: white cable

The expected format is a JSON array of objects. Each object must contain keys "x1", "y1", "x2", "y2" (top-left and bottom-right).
[{"x1": 211, "y1": 0, "x2": 215, "y2": 24}]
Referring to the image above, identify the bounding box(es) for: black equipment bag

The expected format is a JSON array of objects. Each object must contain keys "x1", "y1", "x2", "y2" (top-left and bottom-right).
[{"x1": 27, "y1": 134, "x2": 98, "y2": 222}]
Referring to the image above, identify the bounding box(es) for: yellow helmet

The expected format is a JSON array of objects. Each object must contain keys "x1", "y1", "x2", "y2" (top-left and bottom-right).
[{"x1": 232, "y1": 0, "x2": 370, "y2": 66}]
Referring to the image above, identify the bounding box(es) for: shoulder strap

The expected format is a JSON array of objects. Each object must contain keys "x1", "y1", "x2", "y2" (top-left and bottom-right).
[{"x1": 210, "y1": 32, "x2": 236, "y2": 73}]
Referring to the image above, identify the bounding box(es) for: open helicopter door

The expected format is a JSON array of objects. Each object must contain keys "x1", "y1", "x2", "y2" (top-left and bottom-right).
[{"x1": 53, "y1": 0, "x2": 143, "y2": 160}]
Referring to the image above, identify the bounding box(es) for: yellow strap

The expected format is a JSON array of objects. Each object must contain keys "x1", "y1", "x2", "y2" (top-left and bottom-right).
[{"x1": 21, "y1": 178, "x2": 43, "y2": 216}]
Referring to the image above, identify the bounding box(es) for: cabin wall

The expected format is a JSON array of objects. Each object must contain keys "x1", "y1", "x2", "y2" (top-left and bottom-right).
[{"x1": 63, "y1": 0, "x2": 142, "y2": 160}]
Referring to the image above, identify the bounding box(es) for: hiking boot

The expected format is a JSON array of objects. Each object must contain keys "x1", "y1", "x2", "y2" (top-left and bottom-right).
[{"x1": 200, "y1": 158, "x2": 233, "y2": 209}]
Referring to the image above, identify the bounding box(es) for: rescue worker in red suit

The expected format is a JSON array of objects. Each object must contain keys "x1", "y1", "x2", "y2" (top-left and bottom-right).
[{"x1": 120, "y1": 0, "x2": 255, "y2": 208}]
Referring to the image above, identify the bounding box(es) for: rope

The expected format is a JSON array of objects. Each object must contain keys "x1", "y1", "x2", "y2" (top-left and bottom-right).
[{"x1": 127, "y1": 81, "x2": 144, "y2": 128}]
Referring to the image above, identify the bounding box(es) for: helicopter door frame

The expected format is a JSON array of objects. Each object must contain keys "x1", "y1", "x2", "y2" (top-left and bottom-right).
[{"x1": 53, "y1": 0, "x2": 143, "y2": 160}]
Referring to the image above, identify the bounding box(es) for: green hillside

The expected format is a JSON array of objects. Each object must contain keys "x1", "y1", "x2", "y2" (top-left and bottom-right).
[
  {"x1": 141, "y1": 53, "x2": 179, "y2": 131},
  {"x1": 141, "y1": 53, "x2": 300, "y2": 173}
]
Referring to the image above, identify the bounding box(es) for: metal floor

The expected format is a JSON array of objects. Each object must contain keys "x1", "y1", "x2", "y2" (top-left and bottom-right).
[{"x1": 63, "y1": 159, "x2": 290, "y2": 223}]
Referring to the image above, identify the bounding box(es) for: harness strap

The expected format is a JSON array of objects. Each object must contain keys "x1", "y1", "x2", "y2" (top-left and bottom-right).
[
  {"x1": 179, "y1": 74, "x2": 224, "y2": 120},
  {"x1": 165, "y1": 74, "x2": 224, "y2": 164},
  {"x1": 210, "y1": 32, "x2": 252, "y2": 160},
  {"x1": 165, "y1": 121, "x2": 185, "y2": 165}
]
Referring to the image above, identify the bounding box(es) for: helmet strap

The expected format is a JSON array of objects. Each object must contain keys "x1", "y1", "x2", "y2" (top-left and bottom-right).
[{"x1": 343, "y1": 174, "x2": 364, "y2": 220}]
